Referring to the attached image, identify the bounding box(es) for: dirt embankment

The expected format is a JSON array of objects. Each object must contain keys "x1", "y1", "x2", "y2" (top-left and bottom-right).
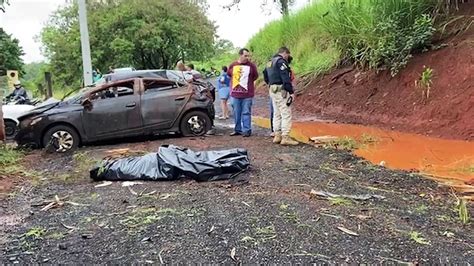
[{"x1": 283, "y1": 10, "x2": 474, "y2": 141}]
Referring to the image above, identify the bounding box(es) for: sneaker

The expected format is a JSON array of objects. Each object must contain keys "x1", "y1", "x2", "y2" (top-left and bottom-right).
[
  {"x1": 242, "y1": 132, "x2": 251, "y2": 137},
  {"x1": 230, "y1": 132, "x2": 242, "y2": 136}
]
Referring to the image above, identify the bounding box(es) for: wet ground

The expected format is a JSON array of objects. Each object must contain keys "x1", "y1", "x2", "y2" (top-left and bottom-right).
[
  {"x1": 252, "y1": 95, "x2": 474, "y2": 199},
  {"x1": 1, "y1": 116, "x2": 473, "y2": 263}
]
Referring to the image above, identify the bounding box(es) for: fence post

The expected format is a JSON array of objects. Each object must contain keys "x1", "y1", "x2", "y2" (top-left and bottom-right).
[{"x1": 45, "y1": 72, "x2": 53, "y2": 98}]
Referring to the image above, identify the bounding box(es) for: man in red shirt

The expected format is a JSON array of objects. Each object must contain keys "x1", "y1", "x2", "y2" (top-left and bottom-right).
[{"x1": 227, "y1": 48, "x2": 259, "y2": 137}]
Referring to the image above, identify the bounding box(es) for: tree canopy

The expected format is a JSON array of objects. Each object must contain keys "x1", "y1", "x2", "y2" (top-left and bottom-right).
[
  {"x1": 0, "y1": 28, "x2": 24, "y2": 76},
  {"x1": 40, "y1": 0, "x2": 216, "y2": 89}
]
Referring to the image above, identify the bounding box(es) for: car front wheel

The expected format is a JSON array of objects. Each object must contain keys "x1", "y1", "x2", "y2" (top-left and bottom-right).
[
  {"x1": 4, "y1": 120, "x2": 18, "y2": 140},
  {"x1": 180, "y1": 111, "x2": 211, "y2": 137},
  {"x1": 43, "y1": 125, "x2": 80, "y2": 153}
]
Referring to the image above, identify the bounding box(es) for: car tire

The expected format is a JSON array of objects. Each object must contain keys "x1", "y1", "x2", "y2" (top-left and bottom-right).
[
  {"x1": 4, "y1": 120, "x2": 18, "y2": 140},
  {"x1": 180, "y1": 110, "x2": 211, "y2": 137},
  {"x1": 43, "y1": 125, "x2": 80, "y2": 153}
]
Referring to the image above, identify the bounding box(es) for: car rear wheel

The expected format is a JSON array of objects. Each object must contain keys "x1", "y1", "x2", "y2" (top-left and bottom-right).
[
  {"x1": 180, "y1": 111, "x2": 211, "y2": 137},
  {"x1": 43, "y1": 125, "x2": 80, "y2": 153},
  {"x1": 4, "y1": 120, "x2": 18, "y2": 140}
]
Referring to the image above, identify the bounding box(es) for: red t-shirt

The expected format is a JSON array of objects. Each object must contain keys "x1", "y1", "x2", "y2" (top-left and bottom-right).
[{"x1": 227, "y1": 61, "x2": 259, "y2": 99}]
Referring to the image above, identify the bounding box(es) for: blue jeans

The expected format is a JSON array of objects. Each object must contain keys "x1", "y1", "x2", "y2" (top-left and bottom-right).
[{"x1": 232, "y1": 97, "x2": 253, "y2": 134}]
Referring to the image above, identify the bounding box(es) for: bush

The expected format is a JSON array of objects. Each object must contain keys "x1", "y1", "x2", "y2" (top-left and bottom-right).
[{"x1": 246, "y1": 0, "x2": 446, "y2": 77}]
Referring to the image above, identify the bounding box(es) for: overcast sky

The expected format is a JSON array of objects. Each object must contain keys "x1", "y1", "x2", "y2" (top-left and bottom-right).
[{"x1": 0, "y1": 0, "x2": 309, "y2": 64}]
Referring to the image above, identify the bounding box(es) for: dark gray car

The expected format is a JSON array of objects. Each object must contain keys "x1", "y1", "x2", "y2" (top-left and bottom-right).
[{"x1": 15, "y1": 77, "x2": 215, "y2": 152}]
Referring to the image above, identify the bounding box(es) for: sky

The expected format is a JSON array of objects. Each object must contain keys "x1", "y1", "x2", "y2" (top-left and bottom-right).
[{"x1": 0, "y1": 0, "x2": 309, "y2": 64}]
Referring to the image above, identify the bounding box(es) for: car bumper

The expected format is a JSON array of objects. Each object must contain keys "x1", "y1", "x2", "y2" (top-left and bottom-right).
[{"x1": 15, "y1": 120, "x2": 45, "y2": 148}]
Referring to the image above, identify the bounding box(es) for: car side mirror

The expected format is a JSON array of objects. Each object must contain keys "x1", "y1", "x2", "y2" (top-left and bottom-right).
[{"x1": 81, "y1": 98, "x2": 93, "y2": 110}]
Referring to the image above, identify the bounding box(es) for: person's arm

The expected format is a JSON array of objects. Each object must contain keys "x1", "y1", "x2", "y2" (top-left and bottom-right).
[
  {"x1": 251, "y1": 63, "x2": 259, "y2": 81},
  {"x1": 6, "y1": 91, "x2": 14, "y2": 99},
  {"x1": 263, "y1": 68, "x2": 269, "y2": 84},
  {"x1": 277, "y1": 59, "x2": 293, "y2": 94}
]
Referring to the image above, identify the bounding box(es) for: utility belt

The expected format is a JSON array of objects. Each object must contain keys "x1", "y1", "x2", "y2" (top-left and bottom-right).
[
  {"x1": 269, "y1": 84, "x2": 288, "y2": 98},
  {"x1": 269, "y1": 84, "x2": 293, "y2": 106}
]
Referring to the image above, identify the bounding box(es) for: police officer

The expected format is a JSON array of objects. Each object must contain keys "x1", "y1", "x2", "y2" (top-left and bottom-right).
[{"x1": 263, "y1": 47, "x2": 298, "y2": 146}]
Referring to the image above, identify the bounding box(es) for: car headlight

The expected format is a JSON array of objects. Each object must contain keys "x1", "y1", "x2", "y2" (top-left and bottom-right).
[
  {"x1": 20, "y1": 116, "x2": 43, "y2": 128},
  {"x1": 30, "y1": 117, "x2": 43, "y2": 126}
]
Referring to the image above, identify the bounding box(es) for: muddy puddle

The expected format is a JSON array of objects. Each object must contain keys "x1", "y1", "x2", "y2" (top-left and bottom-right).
[{"x1": 253, "y1": 117, "x2": 474, "y2": 198}]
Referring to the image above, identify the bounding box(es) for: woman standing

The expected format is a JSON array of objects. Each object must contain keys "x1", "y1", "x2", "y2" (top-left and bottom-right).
[{"x1": 217, "y1": 66, "x2": 231, "y2": 119}]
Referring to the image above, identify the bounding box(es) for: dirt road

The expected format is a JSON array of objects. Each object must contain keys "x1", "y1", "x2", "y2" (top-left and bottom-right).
[{"x1": 0, "y1": 116, "x2": 472, "y2": 263}]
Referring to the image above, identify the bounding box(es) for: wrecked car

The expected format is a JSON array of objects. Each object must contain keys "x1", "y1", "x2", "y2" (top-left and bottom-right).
[{"x1": 15, "y1": 77, "x2": 215, "y2": 152}]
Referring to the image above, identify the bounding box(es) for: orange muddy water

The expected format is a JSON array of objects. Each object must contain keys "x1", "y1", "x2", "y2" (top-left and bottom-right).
[{"x1": 253, "y1": 117, "x2": 474, "y2": 198}]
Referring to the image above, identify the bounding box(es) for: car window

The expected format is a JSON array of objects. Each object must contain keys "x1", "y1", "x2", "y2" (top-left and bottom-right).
[
  {"x1": 90, "y1": 81, "x2": 135, "y2": 101},
  {"x1": 144, "y1": 79, "x2": 179, "y2": 94}
]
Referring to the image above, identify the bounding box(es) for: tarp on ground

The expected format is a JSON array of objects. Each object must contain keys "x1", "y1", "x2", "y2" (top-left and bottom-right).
[{"x1": 90, "y1": 145, "x2": 250, "y2": 182}]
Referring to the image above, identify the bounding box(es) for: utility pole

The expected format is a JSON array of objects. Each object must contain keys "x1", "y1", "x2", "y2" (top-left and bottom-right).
[{"x1": 78, "y1": 0, "x2": 93, "y2": 86}]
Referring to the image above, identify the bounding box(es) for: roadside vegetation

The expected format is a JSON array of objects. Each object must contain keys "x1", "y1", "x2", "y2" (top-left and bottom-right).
[
  {"x1": 247, "y1": 0, "x2": 471, "y2": 77},
  {"x1": 0, "y1": 144, "x2": 24, "y2": 175}
]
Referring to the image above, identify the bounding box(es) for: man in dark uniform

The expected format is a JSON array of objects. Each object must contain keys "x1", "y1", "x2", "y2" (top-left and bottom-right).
[{"x1": 263, "y1": 47, "x2": 298, "y2": 146}]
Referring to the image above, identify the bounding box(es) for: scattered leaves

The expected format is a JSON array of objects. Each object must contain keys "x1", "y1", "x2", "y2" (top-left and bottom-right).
[
  {"x1": 230, "y1": 247, "x2": 237, "y2": 261},
  {"x1": 409, "y1": 231, "x2": 430, "y2": 245}
]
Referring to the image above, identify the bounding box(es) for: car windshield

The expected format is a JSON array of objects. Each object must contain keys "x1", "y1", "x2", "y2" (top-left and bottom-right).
[{"x1": 64, "y1": 87, "x2": 91, "y2": 103}]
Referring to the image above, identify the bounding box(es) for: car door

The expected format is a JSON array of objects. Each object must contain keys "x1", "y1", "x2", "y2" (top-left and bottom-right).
[
  {"x1": 82, "y1": 79, "x2": 143, "y2": 139},
  {"x1": 140, "y1": 78, "x2": 190, "y2": 130}
]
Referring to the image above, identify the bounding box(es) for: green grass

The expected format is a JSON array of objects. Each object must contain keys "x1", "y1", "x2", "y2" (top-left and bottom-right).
[
  {"x1": 242, "y1": 0, "x2": 459, "y2": 79},
  {"x1": 328, "y1": 197, "x2": 353, "y2": 206},
  {"x1": 455, "y1": 198, "x2": 470, "y2": 225},
  {"x1": 326, "y1": 136, "x2": 359, "y2": 150},
  {"x1": 409, "y1": 231, "x2": 431, "y2": 245},
  {"x1": 0, "y1": 145, "x2": 23, "y2": 172},
  {"x1": 24, "y1": 227, "x2": 47, "y2": 240}
]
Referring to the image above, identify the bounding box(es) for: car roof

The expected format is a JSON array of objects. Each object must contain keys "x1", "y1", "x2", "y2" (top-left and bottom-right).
[{"x1": 102, "y1": 69, "x2": 188, "y2": 83}]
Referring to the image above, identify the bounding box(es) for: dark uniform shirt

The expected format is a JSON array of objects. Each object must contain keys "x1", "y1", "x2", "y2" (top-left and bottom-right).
[{"x1": 263, "y1": 54, "x2": 293, "y2": 94}]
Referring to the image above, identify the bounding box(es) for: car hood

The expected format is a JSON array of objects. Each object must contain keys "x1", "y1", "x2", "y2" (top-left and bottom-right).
[{"x1": 17, "y1": 98, "x2": 74, "y2": 119}]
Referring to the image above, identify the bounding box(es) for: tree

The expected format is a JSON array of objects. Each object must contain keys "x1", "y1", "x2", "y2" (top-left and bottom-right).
[
  {"x1": 0, "y1": 28, "x2": 24, "y2": 76},
  {"x1": 0, "y1": 0, "x2": 9, "y2": 13},
  {"x1": 214, "y1": 39, "x2": 235, "y2": 55},
  {"x1": 40, "y1": 0, "x2": 216, "y2": 90},
  {"x1": 223, "y1": 0, "x2": 295, "y2": 16}
]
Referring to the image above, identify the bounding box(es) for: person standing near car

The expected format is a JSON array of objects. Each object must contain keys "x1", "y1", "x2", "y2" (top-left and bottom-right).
[
  {"x1": 7, "y1": 81, "x2": 29, "y2": 104},
  {"x1": 217, "y1": 66, "x2": 231, "y2": 119},
  {"x1": 263, "y1": 47, "x2": 298, "y2": 146},
  {"x1": 227, "y1": 48, "x2": 258, "y2": 137}
]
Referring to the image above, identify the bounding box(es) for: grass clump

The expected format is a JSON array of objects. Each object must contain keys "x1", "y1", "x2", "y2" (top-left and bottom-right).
[
  {"x1": 0, "y1": 145, "x2": 24, "y2": 175},
  {"x1": 409, "y1": 231, "x2": 431, "y2": 245}
]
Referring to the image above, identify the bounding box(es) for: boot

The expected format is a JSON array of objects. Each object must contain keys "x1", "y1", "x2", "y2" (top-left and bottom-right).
[
  {"x1": 280, "y1": 136, "x2": 298, "y2": 146},
  {"x1": 272, "y1": 132, "x2": 282, "y2": 144}
]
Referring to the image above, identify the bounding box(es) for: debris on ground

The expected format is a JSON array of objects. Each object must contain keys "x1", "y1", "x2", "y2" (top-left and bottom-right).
[
  {"x1": 310, "y1": 190, "x2": 386, "y2": 201},
  {"x1": 94, "y1": 181, "x2": 113, "y2": 188},
  {"x1": 121, "y1": 181, "x2": 144, "y2": 187},
  {"x1": 310, "y1": 136, "x2": 340, "y2": 144},
  {"x1": 90, "y1": 145, "x2": 250, "y2": 182},
  {"x1": 32, "y1": 195, "x2": 89, "y2": 211},
  {"x1": 337, "y1": 226, "x2": 359, "y2": 236}
]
